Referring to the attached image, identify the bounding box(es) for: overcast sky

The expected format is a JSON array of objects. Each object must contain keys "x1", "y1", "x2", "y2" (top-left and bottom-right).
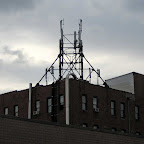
[{"x1": 0, "y1": 0, "x2": 144, "y2": 94}]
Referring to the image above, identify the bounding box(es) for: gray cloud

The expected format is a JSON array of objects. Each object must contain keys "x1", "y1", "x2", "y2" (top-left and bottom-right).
[
  {"x1": 83, "y1": 11, "x2": 144, "y2": 59},
  {"x1": 0, "y1": 46, "x2": 51, "y2": 84},
  {"x1": 126, "y1": 0, "x2": 144, "y2": 12},
  {"x1": 2, "y1": 46, "x2": 26, "y2": 63},
  {"x1": 0, "y1": 0, "x2": 39, "y2": 12},
  {"x1": 0, "y1": 0, "x2": 144, "y2": 93}
]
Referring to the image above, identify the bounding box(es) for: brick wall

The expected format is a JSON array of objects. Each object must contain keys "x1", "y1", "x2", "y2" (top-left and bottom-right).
[
  {"x1": 69, "y1": 79, "x2": 136, "y2": 133},
  {"x1": 0, "y1": 116, "x2": 143, "y2": 144},
  {"x1": 0, "y1": 79, "x2": 142, "y2": 135}
]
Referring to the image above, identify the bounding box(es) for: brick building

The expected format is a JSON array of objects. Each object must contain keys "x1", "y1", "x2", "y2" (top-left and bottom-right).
[
  {"x1": 0, "y1": 72, "x2": 144, "y2": 136},
  {"x1": 106, "y1": 72, "x2": 144, "y2": 135},
  {"x1": 1, "y1": 21, "x2": 143, "y2": 143}
]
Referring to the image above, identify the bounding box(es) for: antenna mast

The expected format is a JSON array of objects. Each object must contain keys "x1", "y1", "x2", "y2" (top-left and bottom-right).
[
  {"x1": 37, "y1": 20, "x2": 108, "y2": 88},
  {"x1": 58, "y1": 19, "x2": 84, "y2": 80}
]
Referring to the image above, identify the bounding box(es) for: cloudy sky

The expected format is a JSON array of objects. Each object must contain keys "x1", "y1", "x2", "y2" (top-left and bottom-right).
[{"x1": 0, "y1": 0, "x2": 144, "y2": 94}]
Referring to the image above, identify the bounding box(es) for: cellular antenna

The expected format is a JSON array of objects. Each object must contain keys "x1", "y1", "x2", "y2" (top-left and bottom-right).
[
  {"x1": 37, "y1": 20, "x2": 108, "y2": 87},
  {"x1": 58, "y1": 19, "x2": 84, "y2": 80}
]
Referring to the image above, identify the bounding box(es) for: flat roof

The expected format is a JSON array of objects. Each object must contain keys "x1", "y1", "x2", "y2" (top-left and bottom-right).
[{"x1": 105, "y1": 72, "x2": 144, "y2": 81}]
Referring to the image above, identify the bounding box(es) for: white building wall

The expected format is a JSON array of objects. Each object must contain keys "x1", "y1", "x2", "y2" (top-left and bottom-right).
[{"x1": 106, "y1": 73, "x2": 134, "y2": 94}]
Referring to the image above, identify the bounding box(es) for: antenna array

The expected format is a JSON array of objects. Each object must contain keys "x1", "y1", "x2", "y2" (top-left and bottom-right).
[{"x1": 37, "y1": 20, "x2": 108, "y2": 87}]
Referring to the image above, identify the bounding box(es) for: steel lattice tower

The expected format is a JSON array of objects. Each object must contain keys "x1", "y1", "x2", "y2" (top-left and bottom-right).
[{"x1": 37, "y1": 20, "x2": 108, "y2": 87}]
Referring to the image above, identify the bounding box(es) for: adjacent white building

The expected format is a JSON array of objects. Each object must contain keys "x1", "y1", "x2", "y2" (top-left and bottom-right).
[{"x1": 106, "y1": 72, "x2": 135, "y2": 94}]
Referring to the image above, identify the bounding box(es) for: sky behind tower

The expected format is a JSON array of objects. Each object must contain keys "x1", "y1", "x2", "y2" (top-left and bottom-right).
[{"x1": 0, "y1": 0, "x2": 144, "y2": 93}]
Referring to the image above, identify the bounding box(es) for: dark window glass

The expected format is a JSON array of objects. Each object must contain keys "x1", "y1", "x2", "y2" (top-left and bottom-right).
[
  {"x1": 135, "y1": 106, "x2": 139, "y2": 120},
  {"x1": 120, "y1": 103, "x2": 125, "y2": 118},
  {"x1": 111, "y1": 101, "x2": 116, "y2": 116},
  {"x1": 4, "y1": 107, "x2": 8, "y2": 115},
  {"x1": 14, "y1": 105, "x2": 18, "y2": 117},
  {"x1": 82, "y1": 95, "x2": 87, "y2": 110},
  {"x1": 60, "y1": 95, "x2": 64, "y2": 106},
  {"x1": 93, "y1": 96, "x2": 98, "y2": 110},
  {"x1": 82, "y1": 123, "x2": 88, "y2": 128},
  {"x1": 136, "y1": 132, "x2": 141, "y2": 136},
  {"x1": 121, "y1": 129, "x2": 126, "y2": 133},
  {"x1": 48, "y1": 98, "x2": 52, "y2": 113},
  {"x1": 36, "y1": 100, "x2": 40, "y2": 112},
  {"x1": 112, "y1": 128, "x2": 117, "y2": 132},
  {"x1": 59, "y1": 95, "x2": 64, "y2": 110},
  {"x1": 93, "y1": 125, "x2": 99, "y2": 129}
]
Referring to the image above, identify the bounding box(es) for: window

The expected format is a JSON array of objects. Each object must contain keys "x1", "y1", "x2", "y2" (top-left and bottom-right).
[
  {"x1": 36, "y1": 100, "x2": 40, "y2": 112},
  {"x1": 4, "y1": 107, "x2": 8, "y2": 115},
  {"x1": 82, "y1": 95, "x2": 87, "y2": 111},
  {"x1": 135, "y1": 105, "x2": 139, "y2": 120},
  {"x1": 136, "y1": 131, "x2": 141, "y2": 136},
  {"x1": 93, "y1": 96, "x2": 98, "y2": 110},
  {"x1": 14, "y1": 105, "x2": 18, "y2": 117},
  {"x1": 60, "y1": 95, "x2": 64, "y2": 106},
  {"x1": 82, "y1": 123, "x2": 88, "y2": 128},
  {"x1": 120, "y1": 103, "x2": 125, "y2": 118},
  {"x1": 93, "y1": 125, "x2": 99, "y2": 130},
  {"x1": 60, "y1": 95, "x2": 64, "y2": 110},
  {"x1": 121, "y1": 129, "x2": 126, "y2": 134},
  {"x1": 48, "y1": 98, "x2": 52, "y2": 113},
  {"x1": 111, "y1": 101, "x2": 116, "y2": 116},
  {"x1": 112, "y1": 128, "x2": 117, "y2": 132}
]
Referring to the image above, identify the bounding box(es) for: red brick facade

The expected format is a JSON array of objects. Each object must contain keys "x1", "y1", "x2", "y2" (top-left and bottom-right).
[{"x1": 0, "y1": 77, "x2": 143, "y2": 136}]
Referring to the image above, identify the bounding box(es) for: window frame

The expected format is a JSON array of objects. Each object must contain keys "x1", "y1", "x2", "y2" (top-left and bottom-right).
[
  {"x1": 82, "y1": 123, "x2": 88, "y2": 128},
  {"x1": 93, "y1": 125, "x2": 99, "y2": 130},
  {"x1": 82, "y1": 95, "x2": 87, "y2": 111},
  {"x1": 60, "y1": 95, "x2": 64, "y2": 106},
  {"x1": 121, "y1": 129, "x2": 126, "y2": 134},
  {"x1": 112, "y1": 127, "x2": 117, "y2": 132},
  {"x1": 111, "y1": 100, "x2": 116, "y2": 116},
  {"x1": 135, "y1": 105, "x2": 140, "y2": 120},
  {"x1": 4, "y1": 107, "x2": 8, "y2": 115},
  {"x1": 136, "y1": 131, "x2": 141, "y2": 136},
  {"x1": 14, "y1": 105, "x2": 18, "y2": 117},
  {"x1": 47, "y1": 97, "x2": 52, "y2": 113},
  {"x1": 93, "y1": 96, "x2": 98, "y2": 110},
  {"x1": 120, "y1": 102, "x2": 125, "y2": 118},
  {"x1": 36, "y1": 100, "x2": 40, "y2": 112},
  {"x1": 59, "y1": 95, "x2": 64, "y2": 110}
]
